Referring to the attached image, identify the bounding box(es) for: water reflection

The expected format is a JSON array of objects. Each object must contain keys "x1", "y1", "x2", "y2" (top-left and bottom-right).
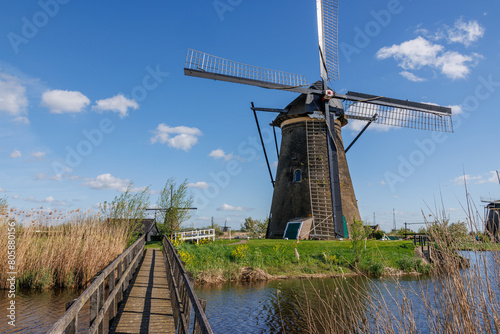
[
  {"x1": 196, "y1": 252, "x2": 499, "y2": 334},
  {"x1": 196, "y1": 277, "x2": 384, "y2": 334}
]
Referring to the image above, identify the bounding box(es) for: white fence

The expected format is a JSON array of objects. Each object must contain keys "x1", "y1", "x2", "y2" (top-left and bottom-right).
[{"x1": 175, "y1": 229, "x2": 215, "y2": 244}]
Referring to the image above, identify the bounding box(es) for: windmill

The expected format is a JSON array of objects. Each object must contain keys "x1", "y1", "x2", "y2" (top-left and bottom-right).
[
  {"x1": 481, "y1": 170, "x2": 500, "y2": 242},
  {"x1": 184, "y1": 0, "x2": 453, "y2": 240}
]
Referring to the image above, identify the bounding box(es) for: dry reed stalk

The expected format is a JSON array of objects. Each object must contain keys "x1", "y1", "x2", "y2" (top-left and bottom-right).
[
  {"x1": 0, "y1": 207, "x2": 132, "y2": 289},
  {"x1": 296, "y1": 195, "x2": 499, "y2": 333}
]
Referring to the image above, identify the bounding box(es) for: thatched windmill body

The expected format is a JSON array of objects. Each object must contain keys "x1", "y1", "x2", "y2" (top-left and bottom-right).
[{"x1": 184, "y1": 0, "x2": 453, "y2": 239}]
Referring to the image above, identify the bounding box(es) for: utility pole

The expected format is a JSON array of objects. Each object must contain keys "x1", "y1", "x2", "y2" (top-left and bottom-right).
[
  {"x1": 373, "y1": 212, "x2": 376, "y2": 225},
  {"x1": 211, "y1": 216, "x2": 214, "y2": 229},
  {"x1": 393, "y1": 209, "x2": 396, "y2": 231},
  {"x1": 404, "y1": 222, "x2": 408, "y2": 239}
]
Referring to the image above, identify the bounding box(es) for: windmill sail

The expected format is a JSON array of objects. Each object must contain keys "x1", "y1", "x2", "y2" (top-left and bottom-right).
[
  {"x1": 317, "y1": 0, "x2": 340, "y2": 82},
  {"x1": 184, "y1": 49, "x2": 318, "y2": 95},
  {"x1": 338, "y1": 91, "x2": 453, "y2": 132}
]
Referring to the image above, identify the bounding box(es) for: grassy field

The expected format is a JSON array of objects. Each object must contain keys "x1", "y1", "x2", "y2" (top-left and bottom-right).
[{"x1": 174, "y1": 238, "x2": 430, "y2": 283}]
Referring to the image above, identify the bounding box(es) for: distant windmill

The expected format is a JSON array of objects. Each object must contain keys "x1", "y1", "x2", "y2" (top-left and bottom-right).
[
  {"x1": 481, "y1": 170, "x2": 500, "y2": 242},
  {"x1": 184, "y1": 0, "x2": 452, "y2": 239}
]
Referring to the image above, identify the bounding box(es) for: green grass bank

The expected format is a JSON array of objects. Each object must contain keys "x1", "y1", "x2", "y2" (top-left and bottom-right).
[{"x1": 173, "y1": 239, "x2": 431, "y2": 284}]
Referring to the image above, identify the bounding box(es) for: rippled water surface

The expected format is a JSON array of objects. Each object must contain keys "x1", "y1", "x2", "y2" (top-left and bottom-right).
[
  {"x1": 0, "y1": 288, "x2": 80, "y2": 333},
  {"x1": 0, "y1": 251, "x2": 497, "y2": 333}
]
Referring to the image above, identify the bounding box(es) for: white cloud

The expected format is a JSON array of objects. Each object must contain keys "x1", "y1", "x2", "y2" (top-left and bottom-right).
[
  {"x1": 448, "y1": 105, "x2": 463, "y2": 115},
  {"x1": 377, "y1": 37, "x2": 443, "y2": 70},
  {"x1": 187, "y1": 181, "x2": 209, "y2": 189},
  {"x1": 12, "y1": 194, "x2": 19, "y2": 199},
  {"x1": 446, "y1": 18, "x2": 485, "y2": 47},
  {"x1": 23, "y1": 195, "x2": 68, "y2": 207},
  {"x1": 216, "y1": 203, "x2": 251, "y2": 212},
  {"x1": 0, "y1": 187, "x2": 5, "y2": 192},
  {"x1": 30, "y1": 151, "x2": 46, "y2": 160},
  {"x1": 0, "y1": 73, "x2": 28, "y2": 116},
  {"x1": 35, "y1": 172, "x2": 74, "y2": 181},
  {"x1": 452, "y1": 174, "x2": 482, "y2": 185},
  {"x1": 436, "y1": 51, "x2": 476, "y2": 80},
  {"x1": 12, "y1": 116, "x2": 29, "y2": 125},
  {"x1": 477, "y1": 171, "x2": 500, "y2": 185},
  {"x1": 151, "y1": 124, "x2": 202, "y2": 151},
  {"x1": 9, "y1": 149, "x2": 21, "y2": 158},
  {"x1": 44, "y1": 196, "x2": 68, "y2": 206},
  {"x1": 377, "y1": 36, "x2": 480, "y2": 80},
  {"x1": 399, "y1": 71, "x2": 426, "y2": 82},
  {"x1": 41, "y1": 89, "x2": 90, "y2": 114},
  {"x1": 452, "y1": 172, "x2": 499, "y2": 185},
  {"x1": 417, "y1": 18, "x2": 485, "y2": 47},
  {"x1": 345, "y1": 119, "x2": 391, "y2": 133},
  {"x1": 83, "y1": 173, "x2": 130, "y2": 192},
  {"x1": 209, "y1": 149, "x2": 234, "y2": 161},
  {"x1": 93, "y1": 94, "x2": 139, "y2": 118}
]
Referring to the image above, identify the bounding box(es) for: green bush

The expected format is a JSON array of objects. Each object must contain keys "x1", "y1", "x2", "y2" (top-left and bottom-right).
[
  {"x1": 360, "y1": 259, "x2": 385, "y2": 278},
  {"x1": 397, "y1": 257, "x2": 431, "y2": 274},
  {"x1": 373, "y1": 230, "x2": 385, "y2": 240}
]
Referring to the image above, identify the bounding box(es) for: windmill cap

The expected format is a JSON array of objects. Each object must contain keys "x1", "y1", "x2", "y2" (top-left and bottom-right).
[{"x1": 271, "y1": 81, "x2": 346, "y2": 127}]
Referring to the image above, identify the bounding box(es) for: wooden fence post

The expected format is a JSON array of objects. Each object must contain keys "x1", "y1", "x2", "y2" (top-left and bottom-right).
[
  {"x1": 109, "y1": 269, "x2": 116, "y2": 328},
  {"x1": 90, "y1": 288, "x2": 98, "y2": 328},
  {"x1": 65, "y1": 299, "x2": 77, "y2": 334},
  {"x1": 194, "y1": 298, "x2": 207, "y2": 334}
]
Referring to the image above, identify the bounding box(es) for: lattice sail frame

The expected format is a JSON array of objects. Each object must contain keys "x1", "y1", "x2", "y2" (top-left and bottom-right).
[
  {"x1": 342, "y1": 99, "x2": 454, "y2": 132},
  {"x1": 185, "y1": 49, "x2": 310, "y2": 89},
  {"x1": 317, "y1": 0, "x2": 340, "y2": 82}
]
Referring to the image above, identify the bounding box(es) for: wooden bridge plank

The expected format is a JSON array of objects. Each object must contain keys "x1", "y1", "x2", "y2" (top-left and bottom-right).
[{"x1": 109, "y1": 249, "x2": 176, "y2": 333}]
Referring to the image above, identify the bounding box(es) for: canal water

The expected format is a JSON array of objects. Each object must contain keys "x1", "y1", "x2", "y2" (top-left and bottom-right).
[{"x1": 0, "y1": 251, "x2": 497, "y2": 333}]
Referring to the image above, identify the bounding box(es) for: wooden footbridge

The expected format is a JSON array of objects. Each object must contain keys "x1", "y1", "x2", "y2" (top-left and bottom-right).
[{"x1": 48, "y1": 227, "x2": 213, "y2": 334}]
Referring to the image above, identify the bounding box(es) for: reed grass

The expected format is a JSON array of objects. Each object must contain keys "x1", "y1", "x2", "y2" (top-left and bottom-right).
[
  {"x1": 0, "y1": 207, "x2": 131, "y2": 289},
  {"x1": 294, "y1": 198, "x2": 500, "y2": 333}
]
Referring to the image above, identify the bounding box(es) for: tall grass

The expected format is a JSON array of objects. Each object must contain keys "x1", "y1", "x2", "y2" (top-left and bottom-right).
[{"x1": 0, "y1": 207, "x2": 131, "y2": 289}]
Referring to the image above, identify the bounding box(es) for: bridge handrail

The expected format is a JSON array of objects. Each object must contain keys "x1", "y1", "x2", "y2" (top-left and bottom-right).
[
  {"x1": 175, "y1": 228, "x2": 216, "y2": 240},
  {"x1": 163, "y1": 235, "x2": 213, "y2": 334},
  {"x1": 47, "y1": 224, "x2": 153, "y2": 334}
]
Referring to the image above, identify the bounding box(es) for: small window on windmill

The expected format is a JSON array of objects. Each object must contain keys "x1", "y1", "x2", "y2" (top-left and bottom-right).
[{"x1": 294, "y1": 170, "x2": 302, "y2": 182}]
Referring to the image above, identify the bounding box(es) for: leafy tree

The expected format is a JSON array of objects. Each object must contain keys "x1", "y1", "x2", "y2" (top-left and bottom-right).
[
  {"x1": 100, "y1": 182, "x2": 150, "y2": 241},
  {"x1": 350, "y1": 218, "x2": 371, "y2": 268},
  {"x1": 157, "y1": 178, "x2": 194, "y2": 238},
  {"x1": 240, "y1": 217, "x2": 268, "y2": 238}
]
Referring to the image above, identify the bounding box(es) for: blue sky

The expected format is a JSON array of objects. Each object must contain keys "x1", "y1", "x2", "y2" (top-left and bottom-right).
[{"x1": 0, "y1": 0, "x2": 499, "y2": 232}]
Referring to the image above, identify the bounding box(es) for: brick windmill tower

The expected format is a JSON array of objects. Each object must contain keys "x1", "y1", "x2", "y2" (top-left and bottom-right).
[{"x1": 184, "y1": 0, "x2": 453, "y2": 239}]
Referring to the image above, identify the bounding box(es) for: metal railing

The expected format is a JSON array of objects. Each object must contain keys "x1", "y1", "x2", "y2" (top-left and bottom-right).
[
  {"x1": 175, "y1": 229, "x2": 216, "y2": 244},
  {"x1": 413, "y1": 234, "x2": 432, "y2": 262},
  {"x1": 47, "y1": 228, "x2": 150, "y2": 334},
  {"x1": 163, "y1": 235, "x2": 213, "y2": 334}
]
